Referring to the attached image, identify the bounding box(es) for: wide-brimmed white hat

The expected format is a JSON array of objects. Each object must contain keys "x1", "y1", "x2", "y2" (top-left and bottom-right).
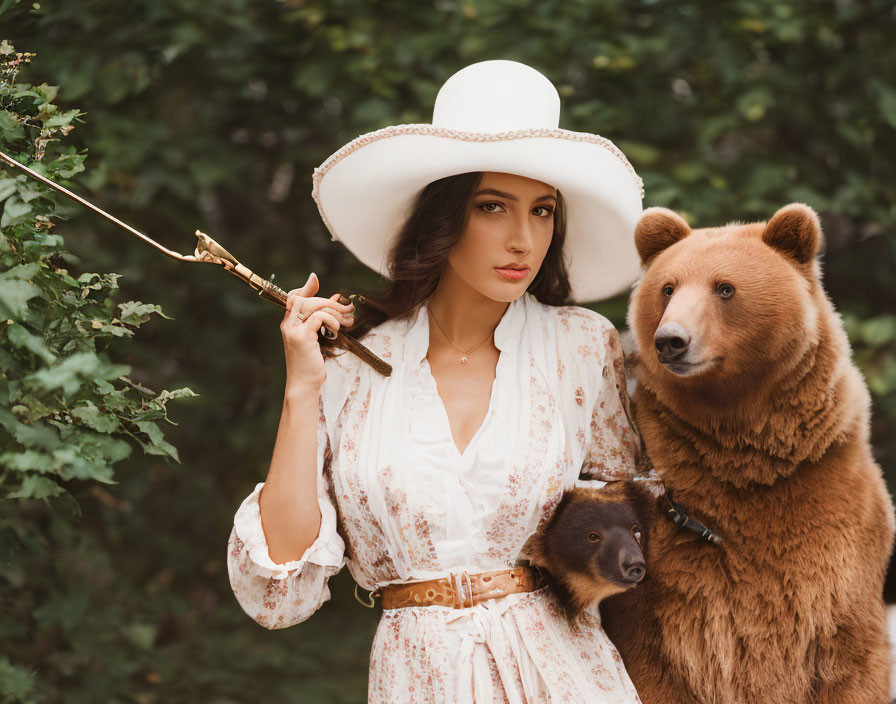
[{"x1": 311, "y1": 59, "x2": 644, "y2": 303}]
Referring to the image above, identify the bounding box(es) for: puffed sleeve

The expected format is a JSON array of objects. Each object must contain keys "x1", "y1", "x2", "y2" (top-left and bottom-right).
[
  {"x1": 226, "y1": 385, "x2": 346, "y2": 630},
  {"x1": 579, "y1": 313, "x2": 644, "y2": 483}
]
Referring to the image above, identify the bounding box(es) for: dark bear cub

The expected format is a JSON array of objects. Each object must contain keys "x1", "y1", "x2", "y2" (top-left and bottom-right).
[{"x1": 528, "y1": 481, "x2": 654, "y2": 618}]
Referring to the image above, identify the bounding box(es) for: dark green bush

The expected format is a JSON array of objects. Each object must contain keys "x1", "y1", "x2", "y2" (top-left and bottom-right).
[{"x1": 0, "y1": 42, "x2": 195, "y2": 702}]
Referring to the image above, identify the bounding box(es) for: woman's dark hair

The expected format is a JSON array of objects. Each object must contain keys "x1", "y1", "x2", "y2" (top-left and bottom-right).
[{"x1": 329, "y1": 171, "x2": 571, "y2": 347}]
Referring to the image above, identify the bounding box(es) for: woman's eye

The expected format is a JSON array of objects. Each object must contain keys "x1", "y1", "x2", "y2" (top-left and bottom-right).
[
  {"x1": 718, "y1": 284, "x2": 735, "y2": 299},
  {"x1": 532, "y1": 205, "x2": 554, "y2": 217},
  {"x1": 662, "y1": 285, "x2": 675, "y2": 297},
  {"x1": 587, "y1": 531, "x2": 601, "y2": 543},
  {"x1": 477, "y1": 201, "x2": 504, "y2": 213}
]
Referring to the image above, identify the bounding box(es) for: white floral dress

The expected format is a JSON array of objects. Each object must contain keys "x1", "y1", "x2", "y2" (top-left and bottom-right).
[{"x1": 227, "y1": 292, "x2": 643, "y2": 704}]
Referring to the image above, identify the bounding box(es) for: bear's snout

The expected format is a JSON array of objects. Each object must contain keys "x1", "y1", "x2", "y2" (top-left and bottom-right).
[
  {"x1": 603, "y1": 532, "x2": 647, "y2": 586},
  {"x1": 620, "y1": 550, "x2": 646, "y2": 584},
  {"x1": 594, "y1": 527, "x2": 648, "y2": 588},
  {"x1": 654, "y1": 322, "x2": 691, "y2": 363}
]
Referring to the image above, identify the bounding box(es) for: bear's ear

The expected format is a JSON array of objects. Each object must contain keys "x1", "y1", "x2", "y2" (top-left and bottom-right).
[
  {"x1": 623, "y1": 480, "x2": 656, "y2": 535},
  {"x1": 761, "y1": 203, "x2": 821, "y2": 265},
  {"x1": 634, "y1": 207, "x2": 691, "y2": 265}
]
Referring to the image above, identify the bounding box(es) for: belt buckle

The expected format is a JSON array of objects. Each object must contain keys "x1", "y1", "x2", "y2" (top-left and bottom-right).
[{"x1": 449, "y1": 570, "x2": 475, "y2": 609}]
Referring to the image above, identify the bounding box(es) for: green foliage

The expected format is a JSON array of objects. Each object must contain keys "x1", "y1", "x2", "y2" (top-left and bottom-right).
[
  {"x1": 0, "y1": 1, "x2": 893, "y2": 702},
  {"x1": 0, "y1": 40, "x2": 196, "y2": 704},
  {"x1": 0, "y1": 41, "x2": 195, "y2": 502}
]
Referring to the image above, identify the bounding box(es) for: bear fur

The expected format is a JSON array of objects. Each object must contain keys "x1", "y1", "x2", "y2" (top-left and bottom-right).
[
  {"x1": 528, "y1": 481, "x2": 654, "y2": 619},
  {"x1": 600, "y1": 203, "x2": 896, "y2": 704}
]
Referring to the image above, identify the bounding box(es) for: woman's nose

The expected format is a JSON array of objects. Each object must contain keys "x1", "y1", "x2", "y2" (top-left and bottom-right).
[{"x1": 507, "y1": 218, "x2": 535, "y2": 253}]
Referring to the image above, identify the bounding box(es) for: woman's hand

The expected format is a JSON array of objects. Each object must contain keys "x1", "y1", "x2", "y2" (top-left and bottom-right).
[{"x1": 280, "y1": 272, "x2": 355, "y2": 392}]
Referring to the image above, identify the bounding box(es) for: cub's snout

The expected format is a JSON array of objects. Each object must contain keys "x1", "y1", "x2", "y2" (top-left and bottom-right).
[
  {"x1": 528, "y1": 481, "x2": 654, "y2": 618},
  {"x1": 587, "y1": 519, "x2": 646, "y2": 587},
  {"x1": 619, "y1": 540, "x2": 646, "y2": 584}
]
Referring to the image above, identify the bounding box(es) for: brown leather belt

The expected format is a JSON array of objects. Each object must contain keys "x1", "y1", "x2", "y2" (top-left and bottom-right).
[{"x1": 379, "y1": 567, "x2": 542, "y2": 610}]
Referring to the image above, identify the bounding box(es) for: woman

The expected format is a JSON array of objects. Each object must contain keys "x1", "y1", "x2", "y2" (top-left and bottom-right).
[{"x1": 227, "y1": 60, "x2": 647, "y2": 702}]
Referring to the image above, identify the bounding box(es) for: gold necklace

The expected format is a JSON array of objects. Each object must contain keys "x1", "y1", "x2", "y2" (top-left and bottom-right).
[{"x1": 427, "y1": 308, "x2": 494, "y2": 364}]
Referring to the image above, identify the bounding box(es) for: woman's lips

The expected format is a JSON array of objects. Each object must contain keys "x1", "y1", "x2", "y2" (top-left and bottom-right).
[{"x1": 495, "y1": 267, "x2": 530, "y2": 281}]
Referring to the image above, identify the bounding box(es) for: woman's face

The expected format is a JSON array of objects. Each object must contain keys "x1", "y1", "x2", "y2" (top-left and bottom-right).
[{"x1": 445, "y1": 171, "x2": 557, "y2": 303}]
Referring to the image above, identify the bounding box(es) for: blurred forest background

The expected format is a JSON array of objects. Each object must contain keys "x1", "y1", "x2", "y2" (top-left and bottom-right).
[{"x1": 1, "y1": 0, "x2": 894, "y2": 702}]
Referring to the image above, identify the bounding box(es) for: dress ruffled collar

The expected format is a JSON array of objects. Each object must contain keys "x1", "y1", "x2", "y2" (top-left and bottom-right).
[{"x1": 402, "y1": 292, "x2": 531, "y2": 369}]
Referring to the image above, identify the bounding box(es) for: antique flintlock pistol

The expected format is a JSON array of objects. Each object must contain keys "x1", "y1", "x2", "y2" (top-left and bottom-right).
[{"x1": 0, "y1": 150, "x2": 391, "y2": 376}]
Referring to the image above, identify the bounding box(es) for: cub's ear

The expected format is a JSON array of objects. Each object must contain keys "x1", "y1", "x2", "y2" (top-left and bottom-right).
[
  {"x1": 761, "y1": 203, "x2": 821, "y2": 265},
  {"x1": 634, "y1": 207, "x2": 691, "y2": 265},
  {"x1": 623, "y1": 480, "x2": 656, "y2": 535}
]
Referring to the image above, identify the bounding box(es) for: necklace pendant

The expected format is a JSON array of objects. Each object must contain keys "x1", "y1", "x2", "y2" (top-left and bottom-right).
[{"x1": 461, "y1": 356, "x2": 468, "y2": 364}]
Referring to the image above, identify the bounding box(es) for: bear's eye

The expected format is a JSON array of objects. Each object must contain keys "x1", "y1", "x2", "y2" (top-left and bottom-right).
[
  {"x1": 718, "y1": 283, "x2": 735, "y2": 299},
  {"x1": 587, "y1": 531, "x2": 601, "y2": 543},
  {"x1": 662, "y1": 285, "x2": 674, "y2": 297},
  {"x1": 632, "y1": 525, "x2": 642, "y2": 544}
]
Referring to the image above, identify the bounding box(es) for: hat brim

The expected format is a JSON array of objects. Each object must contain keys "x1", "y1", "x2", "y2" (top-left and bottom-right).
[{"x1": 312, "y1": 125, "x2": 644, "y2": 303}]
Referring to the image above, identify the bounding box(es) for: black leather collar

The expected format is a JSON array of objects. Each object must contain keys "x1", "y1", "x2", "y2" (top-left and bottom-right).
[{"x1": 662, "y1": 488, "x2": 723, "y2": 546}]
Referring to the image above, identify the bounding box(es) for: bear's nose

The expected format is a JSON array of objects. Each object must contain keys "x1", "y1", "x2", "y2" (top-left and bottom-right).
[
  {"x1": 654, "y1": 322, "x2": 691, "y2": 363},
  {"x1": 620, "y1": 555, "x2": 646, "y2": 584}
]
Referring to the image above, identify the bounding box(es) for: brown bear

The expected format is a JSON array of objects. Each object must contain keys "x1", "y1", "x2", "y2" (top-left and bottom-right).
[
  {"x1": 600, "y1": 203, "x2": 896, "y2": 704},
  {"x1": 528, "y1": 481, "x2": 655, "y2": 619}
]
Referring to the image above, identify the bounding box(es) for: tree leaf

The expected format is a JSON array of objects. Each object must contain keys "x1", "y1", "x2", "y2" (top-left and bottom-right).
[
  {"x1": 0, "y1": 449, "x2": 58, "y2": 473},
  {"x1": 117, "y1": 301, "x2": 172, "y2": 325},
  {"x1": 30, "y1": 351, "x2": 130, "y2": 396},
  {"x1": 135, "y1": 420, "x2": 180, "y2": 461},
  {"x1": 0, "y1": 279, "x2": 40, "y2": 320},
  {"x1": 1, "y1": 196, "x2": 32, "y2": 227},
  {"x1": 0, "y1": 177, "x2": 18, "y2": 203},
  {"x1": 6, "y1": 322, "x2": 56, "y2": 364},
  {"x1": 71, "y1": 400, "x2": 119, "y2": 433},
  {"x1": 0, "y1": 408, "x2": 61, "y2": 451},
  {"x1": 7, "y1": 473, "x2": 64, "y2": 500},
  {"x1": 0, "y1": 109, "x2": 25, "y2": 142}
]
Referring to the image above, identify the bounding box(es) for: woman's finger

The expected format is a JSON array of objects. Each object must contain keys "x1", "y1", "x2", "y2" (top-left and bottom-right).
[
  {"x1": 302, "y1": 272, "x2": 320, "y2": 297},
  {"x1": 281, "y1": 300, "x2": 303, "y2": 329},
  {"x1": 286, "y1": 272, "x2": 320, "y2": 302},
  {"x1": 287, "y1": 290, "x2": 352, "y2": 312},
  {"x1": 304, "y1": 309, "x2": 341, "y2": 336},
  {"x1": 312, "y1": 305, "x2": 353, "y2": 327},
  {"x1": 283, "y1": 303, "x2": 351, "y2": 332},
  {"x1": 300, "y1": 297, "x2": 353, "y2": 319}
]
